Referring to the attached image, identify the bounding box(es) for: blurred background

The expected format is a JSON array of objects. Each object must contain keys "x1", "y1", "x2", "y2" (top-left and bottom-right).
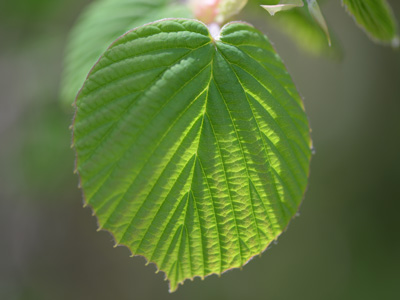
[{"x1": 0, "y1": 0, "x2": 399, "y2": 299}]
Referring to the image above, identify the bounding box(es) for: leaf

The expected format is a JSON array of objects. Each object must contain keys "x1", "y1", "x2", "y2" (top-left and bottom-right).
[
  {"x1": 216, "y1": 0, "x2": 249, "y2": 23},
  {"x1": 342, "y1": 0, "x2": 399, "y2": 47},
  {"x1": 73, "y1": 19, "x2": 312, "y2": 292},
  {"x1": 257, "y1": 0, "x2": 339, "y2": 57},
  {"x1": 306, "y1": 0, "x2": 331, "y2": 46},
  {"x1": 261, "y1": 0, "x2": 304, "y2": 16},
  {"x1": 267, "y1": 9, "x2": 341, "y2": 58},
  {"x1": 60, "y1": 0, "x2": 192, "y2": 106}
]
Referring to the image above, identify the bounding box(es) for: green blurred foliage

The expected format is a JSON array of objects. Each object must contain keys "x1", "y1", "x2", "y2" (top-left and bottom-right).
[
  {"x1": 0, "y1": 0, "x2": 90, "y2": 38},
  {"x1": 244, "y1": 0, "x2": 342, "y2": 58},
  {"x1": 342, "y1": 0, "x2": 399, "y2": 46},
  {"x1": 17, "y1": 102, "x2": 75, "y2": 196},
  {"x1": 265, "y1": 8, "x2": 341, "y2": 57},
  {"x1": 0, "y1": 0, "x2": 400, "y2": 299},
  {"x1": 0, "y1": 0, "x2": 57, "y2": 23}
]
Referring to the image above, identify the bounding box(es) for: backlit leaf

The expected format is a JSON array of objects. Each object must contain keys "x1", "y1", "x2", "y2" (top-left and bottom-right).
[{"x1": 73, "y1": 19, "x2": 312, "y2": 291}]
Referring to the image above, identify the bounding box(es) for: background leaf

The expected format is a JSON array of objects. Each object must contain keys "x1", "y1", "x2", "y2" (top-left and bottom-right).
[
  {"x1": 246, "y1": 0, "x2": 341, "y2": 57},
  {"x1": 307, "y1": 0, "x2": 331, "y2": 46},
  {"x1": 73, "y1": 19, "x2": 312, "y2": 291},
  {"x1": 268, "y1": 8, "x2": 340, "y2": 56},
  {"x1": 261, "y1": 0, "x2": 304, "y2": 16},
  {"x1": 60, "y1": 0, "x2": 192, "y2": 106},
  {"x1": 342, "y1": 0, "x2": 399, "y2": 46}
]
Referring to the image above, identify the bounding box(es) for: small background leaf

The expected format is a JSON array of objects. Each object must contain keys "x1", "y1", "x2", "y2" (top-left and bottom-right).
[
  {"x1": 342, "y1": 0, "x2": 399, "y2": 46},
  {"x1": 60, "y1": 0, "x2": 192, "y2": 106},
  {"x1": 261, "y1": 0, "x2": 304, "y2": 16},
  {"x1": 247, "y1": 0, "x2": 341, "y2": 57},
  {"x1": 73, "y1": 19, "x2": 312, "y2": 291},
  {"x1": 307, "y1": 0, "x2": 331, "y2": 46},
  {"x1": 270, "y1": 9, "x2": 340, "y2": 57}
]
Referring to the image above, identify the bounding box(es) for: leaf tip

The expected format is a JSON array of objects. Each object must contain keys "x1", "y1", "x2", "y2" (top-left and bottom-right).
[
  {"x1": 261, "y1": 6, "x2": 276, "y2": 16},
  {"x1": 307, "y1": 0, "x2": 331, "y2": 47}
]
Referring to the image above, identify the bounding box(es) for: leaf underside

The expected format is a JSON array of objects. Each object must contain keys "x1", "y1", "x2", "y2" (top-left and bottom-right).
[
  {"x1": 261, "y1": 0, "x2": 304, "y2": 16},
  {"x1": 60, "y1": 0, "x2": 192, "y2": 106},
  {"x1": 342, "y1": 0, "x2": 399, "y2": 46},
  {"x1": 73, "y1": 19, "x2": 312, "y2": 292}
]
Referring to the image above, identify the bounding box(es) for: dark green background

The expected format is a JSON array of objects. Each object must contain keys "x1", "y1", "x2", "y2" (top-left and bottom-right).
[{"x1": 1, "y1": 1, "x2": 399, "y2": 299}]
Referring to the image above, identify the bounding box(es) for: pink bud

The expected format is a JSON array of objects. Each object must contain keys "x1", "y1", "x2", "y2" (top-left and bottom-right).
[{"x1": 190, "y1": 0, "x2": 221, "y2": 24}]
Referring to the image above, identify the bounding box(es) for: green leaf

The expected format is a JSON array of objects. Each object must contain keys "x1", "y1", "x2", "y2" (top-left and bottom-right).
[
  {"x1": 60, "y1": 0, "x2": 192, "y2": 106},
  {"x1": 73, "y1": 19, "x2": 312, "y2": 292},
  {"x1": 306, "y1": 0, "x2": 331, "y2": 46},
  {"x1": 342, "y1": 0, "x2": 399, "y2": 46},
  {"x1": 253, "y1": 0, "x2": 340, "y2": 57},
  {"x1": 261, "y1": 0, "x2": 331, "y2": 47},
  {"x1": 263, "y1": 7, "x2": 341, "y2": 58},
  {"x1": 261, "y1": 0, "x2": 304, "y2": 16}
]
